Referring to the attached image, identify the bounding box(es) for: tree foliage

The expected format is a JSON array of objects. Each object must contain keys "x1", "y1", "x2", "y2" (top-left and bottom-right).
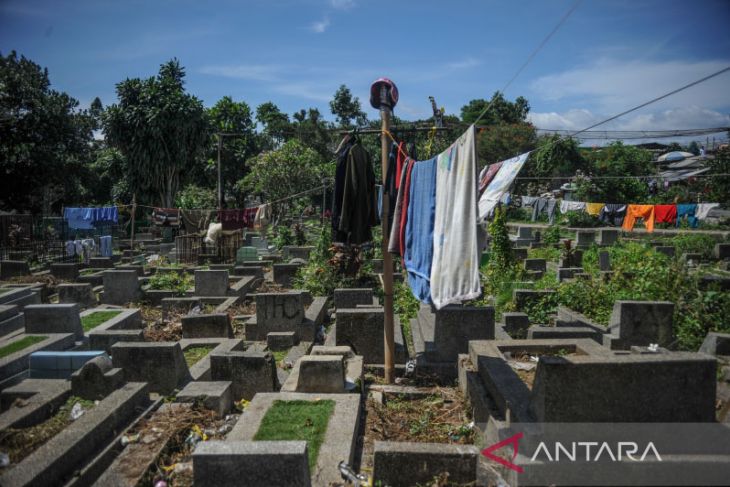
[
  {"x1": 574, "y1": 142, "x2": 653, "y2": 203},
  {"x1": 237, "y1": 139, "x2": 333, "y2": 207},
  {"x1": 256, "y1": 101, "x2": 290, "y2": 149},
  {"x1": 103, "y1": 59, "x2": 209, "y2": 207},
  {"x1": 0, "y1": 51, "x2": 95, "y2": 213},
  {"x1": 460, "y1": 92, "x2": 530, "y2": 125},
  {"x1": 329, "y1": 84, "x2": 367, "y2": 128}
]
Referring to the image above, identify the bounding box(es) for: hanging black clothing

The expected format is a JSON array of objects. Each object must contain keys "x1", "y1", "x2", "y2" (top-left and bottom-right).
[
  {"x1": 332, "y1": 138, "x2": 354, "y2": 235},
  {"x1": 383, "y1": 143, "x2": 399, "y2": 234},
  {"x1": 337, "y1": 143, "x2": 378, "y2": 244},
  {"x1": 599, "y1": 204, "x2": 627, "y2": 227}
]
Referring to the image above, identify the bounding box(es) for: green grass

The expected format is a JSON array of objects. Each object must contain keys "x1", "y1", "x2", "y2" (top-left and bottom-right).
[
  {"x1": 183, "y1": 344, "x2": 216, "y2": 367},
  {"x1": 81, "y1": 310, "x2": 122, "y2": 331},
  {"x1": 0, "y1": 335, "x2": 47, "y2": 359},
  {"x1": 253, "y1": 399, "x2": 335, "y2": 471},
  {"x1": 270, "y1": 349, "x2": 289, "y2": 365}
]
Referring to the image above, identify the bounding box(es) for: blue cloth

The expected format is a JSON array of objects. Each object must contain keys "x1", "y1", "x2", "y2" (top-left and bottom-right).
[
  {"x1": 676, "y1": 204, "x2": 698, "y2": 228},
  {"x1": 64, "y1": 208, "x2": 95, "y2": 229},
  {"x1": 376, "y1": 184, "x2": 383, "y2": 220},
  {"x1": 95, "y1": 206, "x2": 118, "y2": 224},
  {"x1": 404, "y1": 157, "x2": 437, "y2": 304},
  {"x1": 99, "y1": 235, "x2": 112, "y2": 257}
]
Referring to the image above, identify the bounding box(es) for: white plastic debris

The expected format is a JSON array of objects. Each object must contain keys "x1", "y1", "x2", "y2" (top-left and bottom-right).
[
  {"x1": 508, "y1": 360, "x2": 537, "y2": 371},
  {"x1": 0, "y1": 451, "x2": 10, "y2": 468},
  {"x1": 70, "y1": 402, "x2": 85, "y2": 420},
  {"x1": 405, "y1": 359, "x2": 416, "y2": 376},
  {"x1": 121, "y1": 433, "x2": 140, "y2": 446},
  {"x1": 648, "y1": 343, "x2": 659, "y2": 352}
]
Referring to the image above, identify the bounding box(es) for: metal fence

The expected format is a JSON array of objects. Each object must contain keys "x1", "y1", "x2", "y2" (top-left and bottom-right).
[
  {"x1": 0, "y1": 240, "x2": 76, "y2": 266},
  {"x1": 175, "y1": 235, "x2": 203, "y2": 265}
]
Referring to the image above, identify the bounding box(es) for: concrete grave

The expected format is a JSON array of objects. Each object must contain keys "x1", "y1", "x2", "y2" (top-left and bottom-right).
[
  {"x1": 89, "y1": 256, "x2": 114, "y2": 268},
  {"x1": 24, "y1": 303, "x2": 83, "y2": 340},
  {"x1": 575, "y1": 230, "x2": 596, "y2": 248},
  {"x1": 503, "y1": 312, "x2": 530, "y2": 337},
  {"x1": 656, "y1": 245, "x2": 676, "y2": 257},
  {"x1": 101, "y1": 270, "x2": 141, "y2": 305},
  {"x1": 0, "y1": 304, "x2": 24, "y2": 337},
  {"x1": 210, "y1": 350, "x2": 279, "y2": 400},
  {"x1": 512, "y1": 247, "x2": 528, "y2": 260},
  {"x1": 195, "y1": 269, "x2": 229, "y2": 296},
  {"x1": 714, "y1": 243, "x2": 730, "y2": 260},
  {"x1": 700, "y1": 332, "x2": 730, "y2": 356},
  {"x1": 0, "y1": 334, "x2": 75, "y2": 384},
  {"x1": 334, "y1": 288, "x2": 374, "y2": 309},
  {"x1": 0, "y1": 260, "x2": 30, "y2": 279},
  {"x1": 58, "y1": 283, "x2": 96, "y2": 307},
  {"x1": 70, "y1": 354, "x2": 124, "y2": 400},
  {"x1": 557, "y1": 267, "x2": 584, "y2": 282},
  {"x1": 0, "y1": 286, "x2": 41, "y2": 309},
  {"x1": 267, "y1": 331, "x2": 298, "y2": 350},
  {"x1": 598, "y1": 250, "x2": 611, "y2": 271},
  {"x1": 111, "y1": 341, "x2": 192, "y2": 394},
  {"x1": 177, "y1": 380, "x2": 233, "y2": 417},
  {"x1": 181, "y1": 313, "x2": 234, "y2": 338},
  {"x1": 524, "y1": 259, "x2": 547, "y2": 273},
  {"x1": 50, "y1": 263, "x2": 79, "y2": 281},
  {"x1": 284, "y1": 246, "x2": 315, "y2": 261},
  {"x1": 373, "y1": 442, "x2": 479, "y2": 487},
  {"x1": 334, "y1": 307, "x2": 407, "y2": 365},
  {"x1": 29, "y1": 350, "x2": 105, "y2": 379},
  {"x1": 194, "y1": 441, "x2": 310, "y2": 487},
  {"x1": 85, "y1": 307, "x2": 144, "y2": 353},
  {"x1": 605, "y1": 300, "x2": 674, "y2": 349},
  {"x1": 273, "y1": 263, "x2": 302, "y2": 287},
  {"x1": 294, "y1": 355, "x2": 345, "y2": 393},
  {"x1": 233, "y1": 265, "x2": 264, "y2": 280},
  {"x1": 597, "y1": 228, "x2": 619, "y2": 246}
]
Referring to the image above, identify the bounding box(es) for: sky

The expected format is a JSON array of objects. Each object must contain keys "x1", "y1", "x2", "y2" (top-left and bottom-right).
[{"x1": 2, "y1": 0, "x2": 730, "y2": 144}]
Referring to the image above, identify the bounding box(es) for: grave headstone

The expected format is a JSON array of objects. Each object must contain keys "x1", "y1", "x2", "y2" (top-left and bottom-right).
[
  {"x1": 58, "y1": 283, "x2": 96, "y2": 307},
  {"x1": 607, "y1": 300, "x2": 674, "y2": 349},
  {"x1": 255, "y1": 292, "x2": 305, "y2": 330},
  {"x1": 655, "y1": 246, "x2": 676, "y2": 258},
  {"x1": 714, "y1": 243, "x2": 730, "y2": 260},
  {"x1": 373, "y1": 442, "x2": 479, "y2": 487},
  {"x1": 181, "y1": 313, "x2": 234, "y2": 338},
  {"x1": 0, "y1": 260, "x2": 30, "y2": 279},
  {"x1": 70, "y1": 355, "x2": 125, "y2": 400},
  {"x1": 524, "y1": 259, "x2": 547, "y2": 272},
  {"x1": 335, "y1": 308, "x2": 388, "y2": 363},
  {"x1": 597, "y1": 229, "x2": 619, "y2": 246},
  {"x1": 209, "y1": 351, "x2": 278, "y2": 400},
  {"x1": 233, "y1": 266, "x2": 264, "y2": 279},
  {"x1": 111, "y1": 342, "x2": 191, "y2": 394},
  {"x1": 598, "y1": 251, "x2": 611, "y2": 271},
  {"x1": 273, "y1": 263, "x2": 302, "y2": 288},
  {"x1": 50, "y1": 263, "x2": 79, "y2": 281},
  {"x1": 236, "y1": 246, "x2": 259, "y2": 264},
  {"x1": 512, "y1": 247, "x2": 528, "y2": 260},
  {"x1": 699, "y1": 331, "x2": 730, "y2": 356},
  {"x1": 102, "y1": 270, "x2": 141, "y2": 305},
  {"x1": 267, "y1": 331, "x2": 298, "y2": 350},
  {"x1": 575, "y1": 230, "x2": 596, "y2": 248},
  {"x1": 24, "y1": 303, "x2": 84, "y2": 339},
  {"x1": 295, "y1": 355, "x2": 345, "y2": 393},
  {"x1": 89, "y1": 257, "x2": 114, "y2": 268},
  {"x1": 177, "y1": 381, "x2": 233, "y2": 417},
  {"x1": 503, "y1": 312, "x2": 530, "y2": 336},
  {"x1": 334, "y1": 288, "x2": 374, "y2": 309},
  {"x1": 195, "y1": 269, "x2": 229, "y2": 296}
]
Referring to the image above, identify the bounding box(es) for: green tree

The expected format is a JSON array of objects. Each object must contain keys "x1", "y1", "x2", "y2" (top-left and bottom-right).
[
  {"x1": 204, "y1": 96, "x2": 258, "y2": 206},
  {"x1": 704, "y1": 147, "x2": 730, "y2": 204},
  {"x1": 460, "y1": 92, "x2": 530, "y2": 125},
  {"x1": 687, "y1": 141, "x2": 700, "y2": 156},
  {"x1": 175, "y1": 184, "x2": 217, "y2": 209},
  {"x1": 256, "y1": 101, "x2": 290, "y2": 149},
  {"x1": 0, "y1": 51, "x2": 96, "y2": 213},
  {"x1": 237, "y1": 139, "x2": 333, "y2": 208},
  {"x1": 477, "y1": 123, "x2": 537, "y2": 167},
  {"x1": 574, "y1": 142, "x2": 654, "y2": 203},
  {"x1": 291, "y1": 107, "x2": 333, "y2": 159},
  {"x1": 103, "y1": 59, "x2": 209, "y2": 207},
  {"x1": 329, "y1": 84, "x2": 367, "y2": 128},
  {"x1": 514, "y1": 135, "x2": 588, "y2": 194}
]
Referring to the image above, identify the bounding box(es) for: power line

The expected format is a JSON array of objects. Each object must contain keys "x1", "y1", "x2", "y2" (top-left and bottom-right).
[
  {"x1": 536, "y1": 127, "x2": 730, "y2": 140},
  {"x1": 473, "y1": 0, "x2": 581, "y2": 126},
  {"x1": 515, "y1": 173, "x2": 729, "y2": 181}
]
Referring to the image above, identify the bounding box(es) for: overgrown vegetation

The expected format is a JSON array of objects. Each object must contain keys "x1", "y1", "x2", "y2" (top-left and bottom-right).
[
  {"x1": 0, "y1": 335, "x2": 47, "y2": 359},
  {"x1": 183, "y1": 344, "x2": 216, "y2": 367},
  {"x1": 147, "y1": 272, "x2": 193, "y2": 296},
  {"x1": 253, "y1": 399, "x2": 335, "y2": 471},
  {"x1": 81, "y1": 310, "x2": 122, "y2": 331}
]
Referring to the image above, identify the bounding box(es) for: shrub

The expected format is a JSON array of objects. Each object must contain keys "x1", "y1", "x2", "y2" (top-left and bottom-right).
[{"x1": 147, "y1": 272, "x2": 192, "y2": 295}]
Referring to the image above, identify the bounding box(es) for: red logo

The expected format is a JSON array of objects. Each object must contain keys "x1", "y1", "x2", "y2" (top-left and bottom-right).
[{"x1": 481, "y1": 432, "x2": 524, "y2": 473}]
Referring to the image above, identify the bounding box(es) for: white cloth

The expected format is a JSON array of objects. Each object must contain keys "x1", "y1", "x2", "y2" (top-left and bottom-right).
[
  {"x1": 430, "y1": 125, "x2": 481, "y2": 309},
  {"x1": 204, "y1": 222, "x2": 223, "y2": 245},
  {"x1": 65, "y1": 240, "x2": 76, "y2": 257},
  {"x1": 560, "y1": 200, "x2": 586, "y2": 213},
  {"x1": 478, "y1": 152, "x2": 530, "y2": 221},
  {"x1": 696, "y1": 203, "x2": 719, "y2": 219},
  {"x1": 74, "y1": 240, "x2": 83, "y2": 256}
]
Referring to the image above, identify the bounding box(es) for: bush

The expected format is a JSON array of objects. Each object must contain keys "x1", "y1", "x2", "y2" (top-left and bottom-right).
[
  {"x1": 562, "y1": 210, "x2": 600, "y2": 228},
  {"x1": 670, "y1": 233, "x2": 717, "y2": 258},
  {"x1": 147, "y1": 272, "x2": 193, "y2": 295}
]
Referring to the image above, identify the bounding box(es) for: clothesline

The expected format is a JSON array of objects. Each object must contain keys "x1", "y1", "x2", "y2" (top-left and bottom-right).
[{"x1": 515, "y1": 173, "x2": 730, "y2": 180}]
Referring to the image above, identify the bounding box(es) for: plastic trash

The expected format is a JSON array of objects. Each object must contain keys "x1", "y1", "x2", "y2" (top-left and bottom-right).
[
  {"x1": 338, "y1": 461, "x2": 368, "y2": 486},
  {"x1": 405, "y1": 359, "x2": 416, "y2": 376},
  {"x1": 70, "y1": 402, "x2": 85, "y2": 420},
  {"x1": 0, "y1": 452, "x2": 10, "y2": 468},
  {"x1": 173, "y1": 462, "x2": 193, "y2": 475},
  {"x1": 121, "y1": 433, "x2": 140, "y2": 446},
  {"x1": 648, "y1": 343, "x2": 659, "y2": 352},
  {"x1": 154, "y1": 481, "x2": 167, "y2": 487}
]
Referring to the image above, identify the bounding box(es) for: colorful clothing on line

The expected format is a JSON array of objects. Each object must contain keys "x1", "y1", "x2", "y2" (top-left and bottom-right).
[
  {"x1": 99, "y1": 235, "x2": 113, "y2": 257},
  {"x1": 560, "y1": 200, "x2": 586, "y2": 214},
  {"x1": 586, "y1": 203, "x2": 605, "y2": 216},
  {"x1": 398, "y1": 159, "x2": 417, "y2": 258},
  {"x1": 254, "y1": 204, "x2": 272, "y2": 230},
  {"x1": 696, "y1": 203, "x2": 719, "y2": 220},
  {"x1": 64, "y1": 208, "x2": 95, "y2": 229},
  {"x1": 675, "y1": 204, "x2": 697, "y2": 228},
  {"x1": 622, "y1": 204, "x2": 655, "y2": 232},
  {"x1": 404, "y1": 157, "x2": 437, "y2": 304},
  {"x1": 478, "y1": 162, "x2": 503, "y2": 195},
  {"x1": 152, "y1": 208, "x2": 181, "y2": 227},
  {"x1": 95, "y1": 206, "x2": 118, "y2": 224},
  {"x1": 218, "y1": 208, "x2": 257, "y2": 230},
  {"x1": 388, "y1": 158, "x2": 412, "y2": 255},
  {"x1": 430, "y1": 125, "x2": 481, "y2": 309},
  {"x1": 181, "y1": 209, "x2": 215, "y2": 234},
  {"x1": 654, "y1": 204, "x2": 677, "y2": 224},
  {"x1": 599, "y1": 204, "x2": 626, "y2": 227}
]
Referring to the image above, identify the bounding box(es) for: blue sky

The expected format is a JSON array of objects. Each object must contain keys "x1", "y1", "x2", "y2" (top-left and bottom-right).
[{"x1": 2, "y1": 0, "x2": 729, "y2": 139}]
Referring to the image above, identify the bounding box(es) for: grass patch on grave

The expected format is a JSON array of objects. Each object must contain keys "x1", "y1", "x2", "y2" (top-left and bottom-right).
[
  {"x1": 81, "y1": 310, "x2": 123, "y2": 331},
  {"x1": 0, "y1": 395, "x2": 95, "y2": 464},
  {"x1": 0, "y1": 335, "x2": 48, "y2": 359},
  {"x1": 147, "y1": 272, "x2": 193, "y2": 296},
  {"x1": 183, "y1": 344, "x2": 216, "y2": 367},
  {"x1": 253, "y1": 399, "x2": 335, "y2": 471},
  {"x1": 80, "y1": 268, "x2": 98, "y2": 276}
]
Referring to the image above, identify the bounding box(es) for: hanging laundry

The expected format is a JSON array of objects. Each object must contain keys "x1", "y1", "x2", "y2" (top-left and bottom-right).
[
  {"x1": 404, "y1": 157, "x2": 437, "y2": 303},
  {"x1": 81, "y1": 238, "x2": 95, "y2": 264},
  {"x1": 65, "y1": 240, "x2": 76, "y2": 257},
  {"x1": 398, "y1": 159, "x2": 417, "y2": 257},
  {"x1": 676, "y1": 204, "x2": 698, "y2": 228},
  {"x1": 74, "y1": 240, "x2": 83, "y2": 257},
  {"x1": 560, "y1": 200, "x2": 587, "y2": 214},
  {"x1": 654, "y1": 204, "x2": 677, "y2": 225},
  {"x1": 337, "y1": 143, "x2": 378, "y2": 245},
  {"x1": 622, "y1": 204, "x2": 655, "y2": 232},
  {"x1": 478, "y1": 152, "x2": 530, "y2": 220},
  {"x1": 478, "y1": 162, "x2": 503, "y2": 195},
  {"x1": 534, "y1": 198, "x2": 557, "y2": 224},
  {"x1": 254, "y1": 204, "x2": 272, "y2": 231},
  {"x1": 99, "y1": 235, "x2": 113, "y2": 257},
  {"x1": 395, "y1": 142, "x2": 407, "y2": 190},
  {"x1": 64, "y1": 208, "x2": 95, "y2": 229},
  {"x1": 431, "y1": 125, "x2": 481, "y2": 309},
  {"x1": 599, "y1": 204, "x2": 626, "y2": 226},
  {"x1": 586, "y1": 203, "x2": 605, "y2": 216},
  {"x1": 332, "y1": 137, "x2": 354, "y2": 236},
  {"x1": 696, "y1": 203, "x2": 719, "y2": 220},
  {"x1": 181, "y1": 209, "x2": 215, "y2": 234},
  {"x1": 152, "y1": 208, "x2": 181, "y2": 227},
  {"x1": 382, "y1": 144, "x2": 399, "y2": 232},
  {"x1": 95, "y1": 206, "x2": 118, "y2": 224},
  {"x1": 218, "y1": 209, "x2": 256, "y2": 230},
  {"x1": 388, "y1": 159, "x2": 413, "y2": 254}
]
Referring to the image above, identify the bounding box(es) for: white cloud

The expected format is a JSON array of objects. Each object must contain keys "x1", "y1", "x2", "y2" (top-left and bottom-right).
[
  {"x1": 199, "y1": 64, "x2": 282, "y2": 81},
  {"x1": 330, "y1": 0, "x2": 355, "y2": 9},
  {"x1": 445, "y1": 57, "x2": 481, "y2": 70},
  {"x1": 272, "y1": 82, "x2": 331, "y2": 102},
  {"x1": 529, "y1": 58, "x2": 730, "y2": 114},
  {"x1": 309, "y1": 17, "x2": 330, "y2": 33}
]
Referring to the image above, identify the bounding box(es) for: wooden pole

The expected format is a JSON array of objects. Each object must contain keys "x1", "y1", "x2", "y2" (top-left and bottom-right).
[
  {"x1": 217, "y1": 135, "x2": 224, "y2": 210},
  {"x1": 130, "y1": 193, "x2": 137, "y2": 252},
  {"x1": 380, "y1": 88, "x2": 396, "y2": 384}
]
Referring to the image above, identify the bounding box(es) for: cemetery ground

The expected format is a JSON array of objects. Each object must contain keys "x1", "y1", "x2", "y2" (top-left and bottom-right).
[{"x1": 0, "y1": 216, "x2": 728, "y2": 486}]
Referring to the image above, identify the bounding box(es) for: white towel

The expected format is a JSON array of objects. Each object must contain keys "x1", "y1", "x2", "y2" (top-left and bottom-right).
[
  {"x1": 430, "y1": 125, "x2": 481, "y2": 309},
  {"x1": 696, "y1": 203, "x2": 719, "y2": 219},
  {"x1": 478, "y1": 152, "x2": 530, "y2": 220},
  {"x1": 560, "y1": 200, "x2": 586, "y2": 213}
]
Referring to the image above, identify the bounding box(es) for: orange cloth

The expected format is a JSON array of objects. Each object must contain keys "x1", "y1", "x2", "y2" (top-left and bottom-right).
[{"x1": 622, "y1": 204, "x2": 655, "y2": 232}]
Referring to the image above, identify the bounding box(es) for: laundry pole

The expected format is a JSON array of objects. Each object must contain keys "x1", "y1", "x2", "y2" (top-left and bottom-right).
[{"x1": 379, "y1": 87, "x2": 396, "y2": 384}]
